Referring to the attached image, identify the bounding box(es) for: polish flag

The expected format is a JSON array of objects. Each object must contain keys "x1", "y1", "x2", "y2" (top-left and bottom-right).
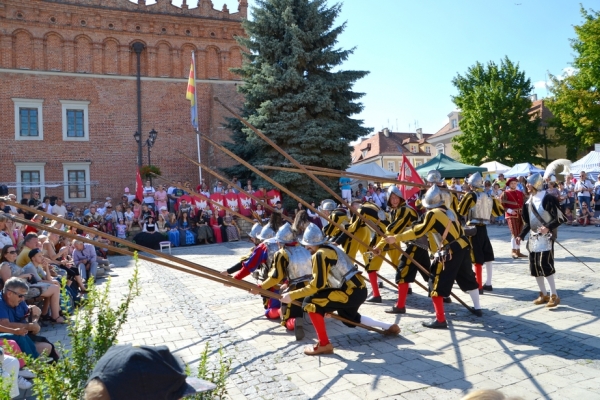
[{"x1": 399, "y1": 154, "x2": 424, "y2": 201}]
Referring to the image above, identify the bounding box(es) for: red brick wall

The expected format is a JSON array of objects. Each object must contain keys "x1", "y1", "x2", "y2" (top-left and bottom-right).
[{"x1": 0, "y1": 0, "x2": 246, "y2": 202}]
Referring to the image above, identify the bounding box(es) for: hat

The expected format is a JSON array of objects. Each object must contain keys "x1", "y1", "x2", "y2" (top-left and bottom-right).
[
  {"x1": 105, "y1": 202, "x2": 111, "y2": 207},
  {"x1": 124, "y1": 187, "x2": 130, "y2": 193},
  {"x1": 28, "y1": 248, "x2": 42, "y2": 259},
  {"x1": 159, "y1": 206, "x2": 167, "y2": 211},
  {"x1": 106, "y1": 197, "x2": 112, "y2": 201},
  {"x1": 87, "y1": 345, "x2": 215, "y2": 400},
  {"x1": 506, "y1": 177, "x2": 518, "y2": 185}
]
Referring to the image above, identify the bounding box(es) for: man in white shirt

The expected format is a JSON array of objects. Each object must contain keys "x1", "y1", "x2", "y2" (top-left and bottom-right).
[
  {"x1": 51, "y1": 198, "x2": 67, "y2": 216},
  {"x1": 574, "y1": 170, "x2": 593, "y2": 217}
]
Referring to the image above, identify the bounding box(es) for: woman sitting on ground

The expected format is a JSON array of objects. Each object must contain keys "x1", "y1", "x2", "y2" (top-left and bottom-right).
[
  {"x1": 195, "y1": 208, "x2": 214, "y2": 244},
  {"x1": 132, "y1": 216, "x2": 164, "y2": 250},
  {"x1": 165, "y1": 213, "x2": 180, "y2": 247},
  {"x1": 156, "y1": 213, "x2": 167, "y2": 234},
  {"x1": 178, "y1": 212, "x2": 197, "y2": 246},
  {"x1": 222, "y1": 211, "x2": 240, "y2": 242}
]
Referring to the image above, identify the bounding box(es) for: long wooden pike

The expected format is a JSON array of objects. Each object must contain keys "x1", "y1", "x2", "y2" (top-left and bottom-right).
[
  {"x1": 259, "y1": 165, "x2": 465, "y2": 196},
  {"x1": 168, "y1": 157, "x2": 294, "y2": 225},
  {"x1": 213, "y1": 98, "x2": 474, "y2": 312},
  {"x1": 6, "y1": 199, "x2": 384, "y2": 334}
]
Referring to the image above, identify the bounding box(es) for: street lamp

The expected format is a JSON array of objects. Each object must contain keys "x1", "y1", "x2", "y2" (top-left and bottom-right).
[{"x1": 133, "y1": 129, "x2": 159, "y2": 184}]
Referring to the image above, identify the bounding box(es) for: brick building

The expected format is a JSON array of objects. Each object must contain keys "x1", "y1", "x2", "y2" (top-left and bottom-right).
[{"x1": 0, "y1": 0, "x2": 246, "y2": 203}]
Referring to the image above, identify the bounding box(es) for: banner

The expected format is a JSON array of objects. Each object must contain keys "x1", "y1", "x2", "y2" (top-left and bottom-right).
[
  {"x1": 224, "y1": 192, "x2": 240, "y2": 213},
  {"x1": 237, "y1": 192, "x2": 253, "y2": 217},
  {"x1": 209, "y1": 193, "x2": 225, "y2": 217},
  {"x1": 399, "y1": 154, "x2": 424, "y2": 201},
  {"x1": 267, "y1": 189, "x2": 281, "y2": 207}
]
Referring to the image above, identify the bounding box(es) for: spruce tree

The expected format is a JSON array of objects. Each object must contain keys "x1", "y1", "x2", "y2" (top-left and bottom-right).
[{"x1": 223, "y1": 0, "x2": 370, "y2": 206}]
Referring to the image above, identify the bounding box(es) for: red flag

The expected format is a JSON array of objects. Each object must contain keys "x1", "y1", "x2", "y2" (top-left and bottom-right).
[
  {"x1": 399, "y1": 154, "x2": 424, "y2": 201},
  {"x1": 135, "y1": 168, "x2": 144, "y2": 203},
  {"x1": 224, "y1": 192, "x2": 240, "y2": 213},
  {"x1": 209, "y1": 193, "x2": 225, "y2": 217}
]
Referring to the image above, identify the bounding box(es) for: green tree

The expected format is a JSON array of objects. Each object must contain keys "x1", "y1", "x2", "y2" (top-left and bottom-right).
[
  {"x1": 451, "y1": 56, "x2": 547, "y2": 166},
  {"x1": 223, "y1": 0, "x2": 370, "y2": 205},
  {"x1": 547, "y1": 7, "x2": 600, "y2": 158}
]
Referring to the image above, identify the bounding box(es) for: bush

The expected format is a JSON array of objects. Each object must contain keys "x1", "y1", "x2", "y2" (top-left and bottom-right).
[
  {"x1": 27, "y1": 255, "x2": 141, "y2": 400},
  {"x1": 140, "y1": 165, "x2": 162, "y2": 180},
  {"x1": 188, "y1": 343, "x2": 231, "y2": 400}
]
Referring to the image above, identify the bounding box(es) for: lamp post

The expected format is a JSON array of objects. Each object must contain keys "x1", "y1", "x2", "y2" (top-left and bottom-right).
[
  {"x1": 131, "y1": 42, "x2": 145, "y2": 168},
  {"x1": 133, "y1": 129, "x2": 159, "y2": 185}
]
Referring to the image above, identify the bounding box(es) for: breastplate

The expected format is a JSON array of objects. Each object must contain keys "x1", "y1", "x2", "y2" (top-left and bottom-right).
[
  {"x1": 265, "y1": 240, "x2": 280, "y2": 269},
  {"x1": 326, "y1": 245, "x2": 358, "y2": 289},
  {"x1": 468, "y1": 192, "x2": 493, "y2": 224},
  {"x1": 529, "y1": 202, "x2": 551, "y2": 232},
  {"x1": 284, "y1": 246, "x2": 313, "y2": 285}
]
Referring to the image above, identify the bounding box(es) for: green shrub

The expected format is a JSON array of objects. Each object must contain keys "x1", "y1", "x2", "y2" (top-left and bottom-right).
[{"x1": 187, "y1": 343, "x2": 231, "y2": 400}]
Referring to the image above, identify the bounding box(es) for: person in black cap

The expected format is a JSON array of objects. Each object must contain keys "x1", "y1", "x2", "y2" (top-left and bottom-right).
[{"x1": 84, "y1": 344, "x2": 215, "y2": 400}]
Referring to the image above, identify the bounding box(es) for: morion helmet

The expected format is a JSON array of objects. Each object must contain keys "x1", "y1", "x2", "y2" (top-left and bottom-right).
[
  {"x1": 386, "y1": 185, "x2": 404, "y2": 208},
  {"x1": 320, "y1": 199, "x2": 336, "y2": 212},
  {"x1": 421, "y1": 185, "x2": 445, "y2": 209},
  {"x1": 527, "y1": 173, "x2": 544, "y2": 191},
  {"x1": 467, "y1": 172, "x2": 484, "y2": 188},
  {"x1": 275, "y1": 222, "x2": 295, "y2": 244},
  {"x1": 248, "y1": 223, "x2": 263, "y2": 239},
  {"x1": 257, "y1": 224, "x2": 276, "y2": 241},
  {"x1": 299, "y1": 223, "x2": 326, "y2": 246},
  {"x1": 426, "y1": 170, "x2": 442, "y2": 184}
]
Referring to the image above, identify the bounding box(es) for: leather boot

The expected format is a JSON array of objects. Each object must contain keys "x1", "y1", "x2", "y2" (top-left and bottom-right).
[
  {"x1": 533, "y1": 292, "x2": 550, "y2": 305},
  {"x1": 304, "y1": 342, "x2": 334, "y2": 356},
  {"x1": 511, "y1": 249, "x2": 518, "y2": 259},
  {"x1": 546, "y1": 294, "x2": 561, "y2": 308},
  {"x1": 517, "y1": 250, "x2": 528, "y2": 258}
]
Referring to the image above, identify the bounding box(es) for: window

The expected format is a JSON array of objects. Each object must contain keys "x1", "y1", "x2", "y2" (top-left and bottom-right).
[
  {"x1": 12, "y1": 99, "x2": 44, "y2": 140},
  {"x1": 361, "y1": 150, "x2": 368, "y2": 158},
  {"x1": 63, "y1": 162, "x2": 91, "y2": 202},
  {"x1": 426, "y1": 146, "x2": 431, "y2": 154},
  {"x1": 451, "y1": 119, "x2": 458, "y2": 129},
  {"x1": 416, "y1": 161, "x2": 423, "y2": 167},
  {"x1": 61, "y1": 100, "x2": 90, "y2": 141},
  {"x1": 436, "y1": 143, "x2": 445, "y2": 155},
  {"x1": 410, "y1": 145, "x2": 417, "y2": 153},
  {"x1": 15, "y1": 162, "x2": 45, "y2": 200},
  {"x1": 387, "y1": 161, "x2": 395, "y2": 172}
]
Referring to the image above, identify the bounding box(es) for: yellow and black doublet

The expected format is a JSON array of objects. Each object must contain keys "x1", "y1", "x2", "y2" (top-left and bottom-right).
[
  {"x1": 395, "y1": 207, "x2": 478, "y2": 298},
  {"x1": 322, "y1": 209, "x2": 349, "y2": 240},
  {"x1": 458, "y1": 191, "x2": 504, "y2": 265},
  {"x1": 335, "y1": 202, "x2": 388, "y2": 266},
  {"x1": 261, "y1": 245, "x2": 309, "y2": 326},
  {"x1": 288, "y1": 245, "x2": 368, "y2": 327}
]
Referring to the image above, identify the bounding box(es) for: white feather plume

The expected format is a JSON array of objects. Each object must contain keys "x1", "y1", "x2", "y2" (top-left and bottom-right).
[{"x1": 544, "y1": 159, "x2": 572, "y2": 179}]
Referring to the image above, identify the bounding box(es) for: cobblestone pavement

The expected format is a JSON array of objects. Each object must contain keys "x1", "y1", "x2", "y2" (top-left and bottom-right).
[{"x1": 44, "y1": 224, "x2": 600, "y2": 399}]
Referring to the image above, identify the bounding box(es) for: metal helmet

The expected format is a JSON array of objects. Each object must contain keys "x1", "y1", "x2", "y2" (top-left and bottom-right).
[
  {"x1": 421, "y1": 185, "x2": 445, "y2": 209},
  {"x1": 467, "y1": 172, "x2": 484, "y2": 188},
  {"x1": 248, "y1": 223, "x2": 263, "y2": 239},
  {"x1": 299, "y1": 223, "x2": 326, "y2": 246},
  {"x1": 320, "y1": 199, "x2": 336, "y2": 212},
  {"x1": 257, "y1": 224, "x2": 276, "y2": 241},
  {"x1": 527, "y1": 173, "x2": 544, "y2": 191},
  {"x1": 426, "y1": 170, "x2": 442, "y2": 184},
  {"x1": 275, "y1": 222, "x2": 295, "y2": 244},
  {"x1": 387, "y1": 185, "x2": 403, "y2": 203}
]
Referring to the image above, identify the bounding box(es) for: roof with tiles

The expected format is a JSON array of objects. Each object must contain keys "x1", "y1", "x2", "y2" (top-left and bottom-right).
[{"x1": 351, "y1": 129, "x2": 433, "y2": 163}]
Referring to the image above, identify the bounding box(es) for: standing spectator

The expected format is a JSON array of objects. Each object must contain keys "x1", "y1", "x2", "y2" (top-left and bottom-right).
[
  {"x1": 355, "y1": 183, "x2": 367, "y2": 199},
  {"x1": 167, "y1": 181, "x2": 179, "y2": 211},
  {"x1": 199, "y1": 184, "x2": 210, "y2": 198},
  {"x1": 41, "y1": 196, "x2": 52, "y2": 214},
  {"x1": 132, "y1": 199, "x2": 142, "y2": 228},
  {"x1": 372, "y1": 187, "x2": 386, "y2": 208},
  {"x1": 142, "y1": 180, "x2": 156, "y2": 210},
  {"x1": 594, "y1": 175, "x2": 600, "y2": 218},
  {"x1": 574, "y1": 171, "x2": 593, "y2": 217},
  {"x1": 72, "y1": 240, "x2": 98, "y2": 283},
  {"x1": 338, "y1": 176, "x2": 352, "y2": 203},
  {"x1": 177, "y1": 199, "x2": 193, "y2": 219},
  {"x1": 154, "y1": 185, "x2": 168, "y2": 211},
  {"x1": 546, "y1": 181, "x2": 560, "y2": 199},
  {"x1": 51, "y1": 198, "x2": 67, "y2": 216},
  {"x1": 245, "y1": 179, "x2": 254, "y2": 193},
  {"x1": 494, "y1": 173, "x2": 507, "y2": 189},
  {"x1": 213, "y1": 181, "x2": 224, "y2": 193},
  {"x1": 230, "y1": 177, "x2": 240, "y2": 194},
  {"x1": 123, "y1": 187, "x2": 136, "y2": 203},
  {"x1": 115, "y1": 218, "x2": 128, "y2": 239},
  {"x1": 558, "y1": 182, "x2": 569, "y2": 212}
]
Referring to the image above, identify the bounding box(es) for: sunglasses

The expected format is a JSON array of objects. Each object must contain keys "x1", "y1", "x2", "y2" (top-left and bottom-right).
[
  {"x1": 6, "y1": 250, "x2": 17, "y2": 254},
  {"x1": 8, "y1": 289, "x2": 25, "y2": 299}
]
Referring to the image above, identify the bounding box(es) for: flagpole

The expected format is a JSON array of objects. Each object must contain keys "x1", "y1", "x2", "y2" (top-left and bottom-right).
[{"x1": 192, "y1": 51, "x2": 202, "y2": 184}]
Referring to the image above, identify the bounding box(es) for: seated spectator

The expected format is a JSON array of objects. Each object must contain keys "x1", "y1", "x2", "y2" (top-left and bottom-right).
[
  {"x1": 222, "y1": 211, "x2": 240, "y2": 242},
  {"x1": 51, "y1": 198, "x2": 67, "y2": 217},
  {"x1": 355, "y1": 183, "x2": 367, "y2": 199},
  {"x1": 3, "y1": 217, "x2": 22, "y2": 248},
  {"x1": 123, "y1": 187, "x2": 136, "y2": 204},
  {"x1": 23, "y1": 215, "x2": 42, "y2": 236},
  {"x1": 16, "y1": 233, "x2": 39, "y2": 267},
  {"x1": 1, "y1": 245, "x2": 53, "y2": 300},
  {"x1": 124, "y1": 206, "x2": 134, "y2": 231},
  {"x1": 42, "y1": 234, "x2": 87, "y2": 294},
  {"x1": 156, "y1": 214, "x2": 167, "y2": 234},
  {"x1": 577, "y1": 203, "x2": 593, "y2": 226},
  {"x1": 177, "y1": 199, "x2": 193, "y2": 219},
  {"x1": 165, "y1": 213, "x2": 180, "y2": 247},
  {"x1": 213, "y1": 181, "x2": 224, "y2": 193},
  {"x1": 195, "y1": 209, "x2": 214, "y2": 245},
  {"x1": 0, "y1": 278, "x2": 60, "y2": 360},
  {"x1": 139, "y1": 204, "x2": 154, "y2": 228},
  {"x1": 72, "y1": 240, "x2": 98, "y2": 283},
  {"x1": 0, "y1": 214, "x2": 14, "y2": 248},
  {"x1": 178, "y1": 212, "x2": 197, "y2": 246},
  {"x1": 72, "y1": 208, "x2": 84, "y2": 224},
  {"x1": 132, "y1": 199, "x2": 142, "y2": 228},
  {"x1": 133, "y1": 216, "x2": 165, "y2": 250},
  {"x1": 158, "y1": 206, "x2": 170, "y2": 222}
]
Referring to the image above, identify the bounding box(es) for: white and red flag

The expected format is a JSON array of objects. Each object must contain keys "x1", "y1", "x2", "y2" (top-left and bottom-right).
[{"x1": 399, "y1": 154, "x2": 424, "y2": 201}]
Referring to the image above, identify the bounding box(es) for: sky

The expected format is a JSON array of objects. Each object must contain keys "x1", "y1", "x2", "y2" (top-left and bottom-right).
[{"x1": 156, "y1": 0, "x2": 590, "y2": 136}]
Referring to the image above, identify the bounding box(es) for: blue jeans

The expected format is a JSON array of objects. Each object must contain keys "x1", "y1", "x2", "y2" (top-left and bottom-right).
[
  {"x1": 78, "y1": 261, "x2": 98, "y2": 281},
  {"x1": 0, "y1": 333, "x2": 39, "y2": 358}
]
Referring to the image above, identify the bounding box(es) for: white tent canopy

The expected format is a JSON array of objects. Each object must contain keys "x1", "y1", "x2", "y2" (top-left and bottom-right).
[
  {"x1": 570, "y1": 151, "x2": 600, "y2": 174},
  {"x1": 347, "y1": 162, "x2": 397, "y2": 179},
  {"x1": 479, "y1": 161, "x2": 510, "y2": 173},
  {"x1": 503, "y1": 163, "x2": 545, "y2": 178}
]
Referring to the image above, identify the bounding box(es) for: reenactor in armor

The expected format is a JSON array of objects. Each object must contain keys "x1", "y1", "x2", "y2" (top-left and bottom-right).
[
  {"x1": 280, "y1": 223, "x2": 400, "y2": 355},
  {"x1": 231, "y1": 224, "x2": 282, "y2": 319},
  {"x1": 516, "y1": 173, "x2": 563, "y2": 308},
  {"x1": 222, "y1": 222, "x2": 263, "y2": 276},
  {"x1": 385, "y1": 185, "x2": 483, "y2": 329},
  {"x1": 334, "y1": 202, "x2": 389, "y2": 303},
  {"x1": 371, "y1": 185, "x2": 431, "y2": 314},
  {"x1": 257, "y1": 223, "x2": 313, "y2": 340},
  {"x1": 458, "y1": 172, "x2": 504, "y2": 293}
]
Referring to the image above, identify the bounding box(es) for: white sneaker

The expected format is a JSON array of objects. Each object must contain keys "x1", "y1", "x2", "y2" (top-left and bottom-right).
[
  {"x1": 18, "y1": 376, "x2": 33, "y2": 390},
  {"x1": 18, "y1": 368, "x2": 35, "y2": 379}
]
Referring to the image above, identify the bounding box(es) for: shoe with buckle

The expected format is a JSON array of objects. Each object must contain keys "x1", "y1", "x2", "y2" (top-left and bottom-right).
[
  {"x1": 422, "y1": 319, "x2": 448, "y2": 329},
  {"x1": 546, "y1": 294, "x2": 560, "y2": 308},
  {"x1": 294, "y1": 318, "x2": 305, "y2": 341},
  {"x1": 533, "y1": 292, "x2": 550, "y2": 305},
  {"x1": 304, "y1": 342, "x2": 334, "y2": 356},
  {"x1": 384, "y1": 306, "x2": 406, "y2": 314},
  {"x1": 366, "y1": 295, "x2": 382, "y2": 303},
  {"x1": 483, "y1": 284, "x2": 493, "y2": 292},
  {"x1": 383, "y1": 324, "x2": 401, "y2": 336}
]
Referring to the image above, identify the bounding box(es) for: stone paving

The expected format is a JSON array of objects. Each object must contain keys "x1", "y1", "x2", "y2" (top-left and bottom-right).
[{"x1": 42, "y1": 224, "x2": 600, "y2": 399}]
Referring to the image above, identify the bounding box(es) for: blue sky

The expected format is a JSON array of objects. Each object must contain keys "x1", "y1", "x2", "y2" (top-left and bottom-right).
[{"x1": 162, "y1": 0, "x2": 589, "y2": 136}]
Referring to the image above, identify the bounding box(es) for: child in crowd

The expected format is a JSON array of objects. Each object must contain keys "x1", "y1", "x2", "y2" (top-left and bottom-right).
[
  {"x1": 124, "y1": 206, "x2": 134, "y2": 231},
  {"x1": 115, "y1": 218, "x2": 128, "y2": 239}
]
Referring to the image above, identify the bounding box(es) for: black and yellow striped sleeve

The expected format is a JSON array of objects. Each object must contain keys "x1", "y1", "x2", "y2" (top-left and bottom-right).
[
  {"x1": 395, "y1": 209, "x2": 467, "y2": 250},
  {"x1": 261, "y1": 249, "x2": 288, "y2": 290},
  {"x1": 375, "y1": 207, "x2": 418, "y2": 250},
  {"x1": 491, "y1": 198, "x2": 504, "y2": 217},
  {"x1": 289, "y1": 246, "x2": 334, "y2": 300},
  {"x1": 323, "y1": 210, "x2": 348, "y2": 238},
  {"x1": 457, "y1": 192, "x2": 476, "y2": 217}
]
